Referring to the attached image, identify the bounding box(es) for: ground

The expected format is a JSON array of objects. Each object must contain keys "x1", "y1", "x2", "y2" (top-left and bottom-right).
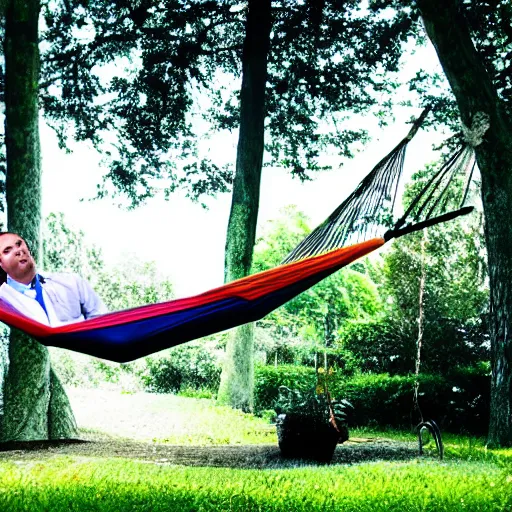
[{"x1": 0, "y1": 388, "x2": 421, "y2": 468}]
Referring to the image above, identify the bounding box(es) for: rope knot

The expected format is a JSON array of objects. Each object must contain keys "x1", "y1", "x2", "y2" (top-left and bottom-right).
[{"x1": 462, "y1": 111, "x2": 490, "y2": 147}]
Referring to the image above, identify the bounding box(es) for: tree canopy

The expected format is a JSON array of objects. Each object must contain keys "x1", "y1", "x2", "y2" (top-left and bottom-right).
[{"x1": 41, "y1": 0, "x2": 419, "y2": 204}]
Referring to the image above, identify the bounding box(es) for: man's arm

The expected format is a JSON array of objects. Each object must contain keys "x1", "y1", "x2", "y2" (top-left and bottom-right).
[{"x1": 75, "y1": 275, "x2": 108, "y2": 318}]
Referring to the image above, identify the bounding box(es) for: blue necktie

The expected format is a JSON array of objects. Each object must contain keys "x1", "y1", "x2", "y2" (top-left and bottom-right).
[{"x1": 32, "y1": 275, "x2": 49, "y2": 319}]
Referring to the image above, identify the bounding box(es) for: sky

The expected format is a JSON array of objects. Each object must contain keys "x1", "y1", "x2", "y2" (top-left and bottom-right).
[{"x1": 38, "y1": 41, "x2": 449, "y2": 298}]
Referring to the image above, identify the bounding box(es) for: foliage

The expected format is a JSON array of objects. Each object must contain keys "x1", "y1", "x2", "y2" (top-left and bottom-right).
[
  {"x1": 43, "y1": 212, "x2": 93, "y2": 275},
  {"x1": 253, "y1": 364, "x2": 316, "y2": 414},
  {"x1": 368, "y1": 1, "x2": 512, "y2": 134},
  {"x1": 337, "y1": 319, "x2": 415, "y2": 375},
  {"x1": 50, "y1": 336, "x2": 224, "y2": 395},
  {"x1": 330, "y1": 164, "x2": 490, "y2": 377},
  {"x1": 42, "y1": 212, "x2": 179, "y2": 387},
  {"x1": 275, "y1": 368, "x2": 353, "y2": 429},
  {"x1": 374, "y1": 166, "x2": 490, "y2": 374},
  {"x1": 43, "y1": 212, "x2": 175, "y2": 311},
  {"x1": 0, "y1": 454, "x2": 510, "y2": 511},
  {"x1": 329, "y1": 370, "x2": 490, "y2": 435},
  {"x1": 93, "y1": 258, "x2": 174, "y2": 312},
  {"x1": 140, "y1": 340, "x2": 222, "y2": 395},
  {"x1": 177, "y1": 387, "x2": 216, "y2": 400},
  {"x1": 338, "y1": 315, "x2": 489, "y2": 376},
  {"x1": 40, "y1": 1, "x2": 419, "y2": 205},
  {"x1": 254, "y1": 364, "x2": 490, "y2": 435},
  {"x1": 253, "y1": 207, "x2": 383, "y2": 358}
]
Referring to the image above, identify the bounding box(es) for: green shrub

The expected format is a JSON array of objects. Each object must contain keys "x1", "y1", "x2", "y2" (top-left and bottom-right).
[
  {"x1": 92, "y1": 359, "x2": 124, "y2": 384},
  {"x1": 329, "y1": 369, "x2": 490, "y2": 435},
  {"x1": 254, "y1": 364, "x2": 316, "y2": 413},
  {"x1": 339, "y1": 316, "x2": 490, "y2": 376},
  {"x1": 141, "y1": 357, "x2": 182, "y2": 393},
  {"x1": 338, "y1": 319, "x2": 415, "y2": 375},
  {"x1": 254, "y1": 365, "x2": 489, "y2": 434},
  {"x1": 141, "y1": 342, "x2": 221, "y2": 394},
  {"x1": 178, "y1": 386, "x2": 217, "y2": 399}
]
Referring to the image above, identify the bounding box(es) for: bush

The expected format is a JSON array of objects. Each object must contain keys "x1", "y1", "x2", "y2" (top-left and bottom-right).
[
  {"x1": 254, "y1": 365, "x2": 316, "y2": 413},
  {"x1": 338, "y1": 319, "x2": 415, "y2": 375},
  {"x1": 254, "y1": 365, "x2": 490, "y2": 435},
  {"x1": 338, "y1": 316, "x2": 490, "y2": 376},
  {"x1": 329, "y1": 369, "x2": 490, "y2": 435},
  {"x1": 141, "y1": 342, "x2": 222, "y2": 394},
  {"x1": 178, "y1": 387, "x2": 217, "y2": 399}
]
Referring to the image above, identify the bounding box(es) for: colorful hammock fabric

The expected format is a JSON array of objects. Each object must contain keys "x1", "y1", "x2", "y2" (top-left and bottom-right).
[
  {"x1": 0, "y1": 109, "x2": 477, "y2": 362},
  {"x1": 0, "y1": 238, "x2": 383, "y2": 362}
]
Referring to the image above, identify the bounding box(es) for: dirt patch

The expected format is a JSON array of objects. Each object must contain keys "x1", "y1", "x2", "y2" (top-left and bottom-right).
[{"x1": 0, "y1": 437, "x2": 421, "y2": 469}]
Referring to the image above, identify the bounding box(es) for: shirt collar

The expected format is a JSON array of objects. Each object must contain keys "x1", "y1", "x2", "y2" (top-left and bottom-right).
[{"x1": 7, "y1": 275, "x2": 39, "y2": 294}]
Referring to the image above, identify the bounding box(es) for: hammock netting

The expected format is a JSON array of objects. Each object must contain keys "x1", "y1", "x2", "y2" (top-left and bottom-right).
[{"x1": 0, "y1": 109, "x2": 478, "y2": 362}]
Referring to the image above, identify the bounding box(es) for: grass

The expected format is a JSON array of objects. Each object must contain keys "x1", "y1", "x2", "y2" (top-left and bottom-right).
[
  {"x1": 0, "y1": 456, "x2": 510, "y2": 511},
  {"x1": 67, "y1": 388, "x2": 277, "y2": 445},
  {"x1": 153, "y1": 401, "x2": 277, "y2": 445},
  {"x1": 1, "y1": 389, "x2": 511, "y2": 511}
]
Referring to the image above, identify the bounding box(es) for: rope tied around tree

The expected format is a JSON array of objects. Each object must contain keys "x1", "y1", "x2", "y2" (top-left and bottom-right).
[{"x1": 462, "y1": 111, "x2": 491, "y2": 147}]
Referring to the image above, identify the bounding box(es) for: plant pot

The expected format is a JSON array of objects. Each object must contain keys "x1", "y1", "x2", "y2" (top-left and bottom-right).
[{"x1": 276, "y1": 413, "x2": 347, "y2": 462}]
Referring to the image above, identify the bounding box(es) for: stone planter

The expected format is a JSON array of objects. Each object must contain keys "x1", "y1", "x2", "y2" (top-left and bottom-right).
[{"x1": 276, "y1": 413, "x2": 348, "y2": 462}]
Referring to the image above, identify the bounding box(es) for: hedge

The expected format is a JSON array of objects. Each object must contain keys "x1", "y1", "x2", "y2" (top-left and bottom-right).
[{"x1": 255, "y1": 365, "x2": 490, "y2": 435}]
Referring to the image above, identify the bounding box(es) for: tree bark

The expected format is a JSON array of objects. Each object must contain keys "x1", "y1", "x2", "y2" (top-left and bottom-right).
[
  {"x1": 0, "y1": 0, "x2": 77, "y2": 441},
  {"x1": 418, "y1": 0, "x2": 512, "y2": 447},
  {"x1": 217, "y1": 0, "x2": 272, "y2": 411},
  {"x1": 48, "y1": 367, "x2": 78, "y2": 439}
]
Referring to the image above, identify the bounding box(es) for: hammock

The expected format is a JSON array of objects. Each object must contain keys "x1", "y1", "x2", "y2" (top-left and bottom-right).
[{"x1": 0, "y1": 110, "x2": 476, "y2": 363}]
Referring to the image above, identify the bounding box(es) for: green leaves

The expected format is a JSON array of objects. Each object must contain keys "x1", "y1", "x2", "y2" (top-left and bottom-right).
[
  {"x1": 274, "y1": 370, "x2": 354, "y2": 428},
  {"x1": 39, "y1": 0, "x2": 426, "y2": 206},
  {"x1": 253, "y1": 206, "x2": 382, "y2": 353},
  {"x1": 43, "y1": 212, "x2": 175, "y2": 312}
]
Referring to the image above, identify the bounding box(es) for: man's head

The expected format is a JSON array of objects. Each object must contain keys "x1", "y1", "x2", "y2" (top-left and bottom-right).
[{"x1": 0, "y1": 232, "x2": 37, "y2": 285}]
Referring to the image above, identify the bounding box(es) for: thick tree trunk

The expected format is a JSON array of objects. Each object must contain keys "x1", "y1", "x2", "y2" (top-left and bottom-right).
[
  {"x1": 418, "y1": 0, "x2": 512, "y2": 447},
  {"x1": 0, "y1": 0, "x2": 77, "y2": 441},
  {"x1": 217, "y1": 0, "x2": 272, "y2": 411}
]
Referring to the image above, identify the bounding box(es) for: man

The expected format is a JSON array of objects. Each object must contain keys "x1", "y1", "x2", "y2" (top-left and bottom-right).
[{"x1": 0, "y1": 232, "x2": 107, "y2": 326}]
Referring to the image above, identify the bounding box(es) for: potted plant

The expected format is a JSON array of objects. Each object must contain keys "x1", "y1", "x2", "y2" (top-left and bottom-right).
[{"x1": 274, "y1": 368, "x2": 353, "y2": 462}]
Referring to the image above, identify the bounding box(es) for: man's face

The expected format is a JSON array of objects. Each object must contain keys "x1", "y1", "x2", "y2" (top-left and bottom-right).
[{"x1": 0, "y1": 233, "x2": 36, "y2": 284}]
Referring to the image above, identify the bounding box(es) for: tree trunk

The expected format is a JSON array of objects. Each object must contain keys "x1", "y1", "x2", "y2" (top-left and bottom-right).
[
  {"x1": 48, "y1": 367, "x2": 78, "y2": 438},
  {"x1": 217, "y1": 0, "x2": 272, "y2": 411},
  {"x1": 418, "y1": 0, "x2": 512, "y2": 447},
  {"x1": 0, "y1": 0, "x2": 77, "y2": 441}
]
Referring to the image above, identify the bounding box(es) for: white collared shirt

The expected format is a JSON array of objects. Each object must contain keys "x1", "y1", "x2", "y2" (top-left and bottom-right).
[{"x1": 0, "y1": 272, "x2": 107, "y2": 326}]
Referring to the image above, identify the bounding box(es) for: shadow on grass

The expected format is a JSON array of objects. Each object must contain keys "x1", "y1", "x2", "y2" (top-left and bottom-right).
[{"x1": 0, "y1": 437, "x2": 422, "y2": 469}]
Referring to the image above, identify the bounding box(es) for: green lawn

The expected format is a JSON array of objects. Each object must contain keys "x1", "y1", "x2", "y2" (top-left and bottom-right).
[
  {"x1": 0, "y1": 455, "x2": 510, "y2": 511},
  {"x1": 0, "y1": 391, "x2": 510, "y2": 511}
]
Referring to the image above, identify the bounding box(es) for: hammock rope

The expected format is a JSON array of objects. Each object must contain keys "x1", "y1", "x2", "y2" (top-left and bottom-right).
[{"x1": 283, "y1": 107, "x2": 476, "y2": 264}]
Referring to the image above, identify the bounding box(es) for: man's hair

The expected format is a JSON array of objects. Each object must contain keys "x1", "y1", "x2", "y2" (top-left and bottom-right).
[{"x1": 0, "y1": 232, "x2": 31, "y2": 248}]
